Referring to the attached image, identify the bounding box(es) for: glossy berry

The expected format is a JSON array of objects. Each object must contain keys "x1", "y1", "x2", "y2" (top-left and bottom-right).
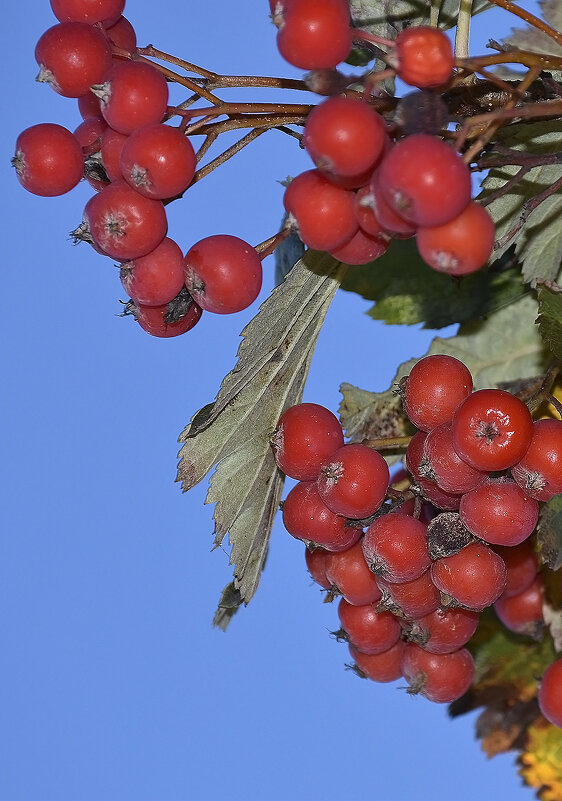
[
  {"x1": 284, "y1": 169, "x2": 357, "y2": 251},
  {"x1": 94, "y1": 61, "x2": 169, "y2": 135},
  {"x1": 120, "y1": 237, "x2": 186, "y2": 307},
  {"x1": 376, "y1": 570, "x2": 441, "y2": 619},
  {"x1": 277, "y1": 0, "x2": 352, "y2": 69},
  {"x1": 459, "y1": 478, "x2": 539, "y2": 547},
  {"x1": 452, "y1": 388, "x2": 534, "y2": 472},
  {"x1": 338, "y1": 598, "x2": 401, "y2": 655},
  {"x1": 370, "y1": 171, "x2": 417, "y2": 237},
  {"x1": 494, "y1": 576, "x2": 544, "y2": 637},
  {"x1": 401, "y1": 643, "x2": 474, "y2": 703},
  {"x1": 377, "y1": 134, "x2": 471, "y2": 227},
  {"x1": 409, "y1": 608, "x2": 479, "y2": 654},
  {"x1": 271, "y1": 403, "x2": 344, "y2": 481},
  {"x1": 184, "y1": 235, "x2": 262, "y2": 314},
  {"x1": 422, "y1": 422, "x2": 485, "y2": 494},
  {"x1": 511, "y1": 419, "x2": 562, "y2": 501},
  {"x1": 13, "y1": 123, "x2": 84, "y2": 197},
  {"x1": 305, "y1": 546, "x2": 332, "y2": 590},
  {"x1": 329, "y1": 227, "x2": 390, "y2": 265},
  {"x1": 317, "y1": 443, "x2": 390, "y2": 519},
  {"x1": 325, "y1": 539, "x2": 383, "y2": 606},
  {"x1": 349, "y1": 641, "x2": 404, "y2": 683},
  {"x1": 394, "y1": 26, "x2": 454, "y2": 89},
  {"x1": 50, "y1": 0, "x2": 124, "y2": 24},
  {"x1": 362, "y1": 512, "x2": 430, "y2": 583},
  {"x1": 402, "y1": 355, "x2": 473, "y2": 432},
  {"x1": 493, "y1": 541, "x2": 538, "y2": 599},
  {"x1": 303, "y1": 96, "x2": 387, "y2": 178},
  {"x1": 431, "y1": 542, "x2": 507, "y2": 610},
  {"x1": 84, "y1": 180, "x2": 168, "y2": 260},
  {"x1": 105, "y1": 15, "x2": 137, "y2": 51},
  {"x1": 405, "y1": 430, "x2": 461, "y2": 511},
  {"x1": 538, "y1": 659, "x2": 562, "y2": 728},
  {"x1": 282, "y1": 481, "x2": 360, "y2": 551},
  {"x1": 35, "y1": 22, "x2": 112, "y2": 98},
  {"x1": 100, "y1": 126, "x2": 128, "y2": 181},
  {"x1": 132, "y1": 296, "x2": 202, "y2": 338},
  {"x1": 120, "y1": 124, "x2": 196, "y2": 199},
  {"x1": 416, "y1": 201, "x2": 496, "y2": 275},
  {"x1": 73, "y1": 116, "x2": 107, "y2": 153},
  {"x1": 77, "y1": 91, "x2": 103, "y2": 120},
  {"x1": 354, "y1": 185, "x2": 390, "y2": 237}
]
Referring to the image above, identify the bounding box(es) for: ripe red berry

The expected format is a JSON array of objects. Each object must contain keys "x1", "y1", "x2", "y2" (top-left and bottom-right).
[
  {"x1": 305, "y1": 546, "x2": 332, "y2": 590},
  {"x1": 494, "y1": 576, "x2": 544, "y2": 637},
  {"x1": 73, "y1": 116, "x2": 107, "y2": 153},
  {"x1": 84, "y1": 180, "x2": 168, "y2": 260},
  {"x1": 369, "y1": 170, "x2": 417, "y2": 237},
  {"x1": 78, "y1": 91, "x2": 103, "y2": 120},
  {"x1": 317, "y1": 443, "x2": 390, "y2": 519},
  {"x1": 493, "y1": 541, "x2": 538, "y2": 599},
  {"x1": 120, "y1": 237, "x2": 186, "y2": 307},
  {"x1": 184, "y1": 235, "x2": 262, "y2": 314},
  {"x1": 120, "y1": 124, "x2": 196, "y2": 199},
  {"x1": 132, "y1": 296, "x2": 202, "y2": 338},
  {"x1": 13, "y1": 123, "x2": 84, "y2": 197},
  {"x1": 105, "y1": 15, "x2": 137, "y2": 51},
  {"x1": 35, "y1": 22, "x2": 112, "y2": 98},
  {"x1": 405, "y1": 430, "x2": 461, "y2": 511},
  {"x1": 362, "y1": 512, "x2": 430, "y2": 583},
  {"x1": 377, "y1": 134, "x2": 471, "y2": 227},
  {"x1": 422, "y1": 421, "x2": 486, "y2": 494},
  {"x1": 349, "y1": 641, "x2": 405, "y2": 683},
  {"x1": 409, "y1": 608, "x2": 479, "y2": 654},
  {"x1": 394, "y1": 26, "x2": 454, "y2": 89},
  {"x1": 452, "y1": 388, "x2": 534, "y2": 472},
  {"x1": 94, "y1": 61, "x2": 169, "y2": 135},
  {"x1": 50, "y1": 0, "x2": 125, "y2": 25},
  {"x1": 416, "y1": 201, "x2": 496, "y2": 276},
  {"x1": 283, "y1": 169, "x2": 357, "y2": 251},
  {"x1": 459, "y1": 477, "x2": 539, "y2": 547},
  {"x1": 277, "y1": 0, "x2": 352, "y2": 69},
  {"x1": 325, "y1": 539, "x2": 383, "y2": 606},
  {"x1": 282, "y1": 481, "x2": 360, "y2": 551},
  {"x1": 376, "y1": 570, "x2": 441, "y2": 619},
  {"x1": 303, "y1": 96, "x2": 387, "y2": 179},
  {"x1": 538, "y1": 659, "x2": 562, "y2": 728},
  {"x1": 100, "y1": 126, "x2": 128, "y2": 181},
  {"x1": 329, "y1": 227, "x2": 390, "y2": 265},
  {"x1": 401, "y1": 644, "x2": 474, "y2": 703},
  {"x1": 402, "y1": 354, "x2": 473, "y2": 432},
  {"x1": 511, "y1": 419, "x2": 562, "y2": 501},
  {"x1": 431, "y1": 542, "x2": 507, "y2": 610},
  {"x1": 338, "y1": 598, "x2": 401, "y2": 655},
  {"x1": 271, "y1": 403, "x2": 344, "y2": 481}
]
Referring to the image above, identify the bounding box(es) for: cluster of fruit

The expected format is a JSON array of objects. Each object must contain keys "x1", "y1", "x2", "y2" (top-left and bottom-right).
[
  {"x1": 274, "y1": 0, "x2": 495, "y2": 273},
  {"x1": 271, "y1": 355, "x2": 562, "y2": 723},
  {"x1": 12, "y1": 0, "x2": 263, "y2": 337}
]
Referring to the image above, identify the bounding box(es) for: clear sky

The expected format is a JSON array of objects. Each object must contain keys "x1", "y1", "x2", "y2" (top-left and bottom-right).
[{"x1": 2, "y1": 2, "x2": 540, "y2": 800}]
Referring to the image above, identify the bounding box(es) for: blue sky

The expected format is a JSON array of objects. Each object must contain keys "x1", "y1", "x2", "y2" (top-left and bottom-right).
[{"x1": 2, "y1": 1, "x2": 541, "y2": 799}]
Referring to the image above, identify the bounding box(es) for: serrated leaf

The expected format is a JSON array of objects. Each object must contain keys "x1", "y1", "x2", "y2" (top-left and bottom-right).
[
  {"x1": 340, "y1": 237, "x2": 529, "y2": 329},
  {"x1": 349, "y1": 0, "x2": 493, "y2": 41},
  {"x1": 477, "y1": 121, "x2": 562, "y2": 285},
  {"x1": 519, "y1": 720, "x2": 562, "y2": 801},
  {"x1": 501, "y1": 0, "x2": 562, "y2": 79},
  {"x1": 537, "y1": 495, "x2": 562, "y2": 571},
  {"x1": 536, "y1": 279, "x2": 562, "y2": 361},
  {"x1": 176, "y1": 252, "x2": 343, "y2": 624}
]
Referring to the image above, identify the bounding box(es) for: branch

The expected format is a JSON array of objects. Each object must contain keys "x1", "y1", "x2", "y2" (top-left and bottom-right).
[
  {"x1": 493, "y1": 174, "x2": 562, "y2": 250},
  {"x1": 485, "y1": 0, "x2": 562, "y2": 49},
  {"x1": 191, "y1": 128, "x2": 266, "y2": 183}
]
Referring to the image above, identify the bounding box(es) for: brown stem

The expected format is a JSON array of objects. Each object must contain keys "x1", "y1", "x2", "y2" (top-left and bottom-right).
[
  {"x1": 254, "y1": 229, "x2": 291, "y2": 260},
  {"x1": 135, "y1": 45, "x2": 217, "y2": 78},
  {"x1": 204, "y1": 74, "x2": 309, "y2": 92},
  {"x1": 195, "y1": 131, "x2": 219, "y2": 164},
  {"x1": 185, "y1": 114, "x2": 307, "y2": 136},
  {"x1": 170, "y1": 101, "x2": 313, "y2": 122},
  {"x1": 525, "y1": 365, "x2": 561, "y2": 414},
  {"x1": 457, "y1": 51, "x2": 562, "y2": 71},
  {"x1": 493, "y1": 173, "x2": 562, "y2": 250},
  {"x1": 485, "y1": 0, "x2": 562, "y2": 49},
  {"x1": 191, "y1": 128, "x2": 265, "y2": 183},
  {"x1": 544, "y1": 393, "x2": 562, "y2": 419},
  {"x1": 362, "y1": 435, "x2": 412, "y2": 450}
]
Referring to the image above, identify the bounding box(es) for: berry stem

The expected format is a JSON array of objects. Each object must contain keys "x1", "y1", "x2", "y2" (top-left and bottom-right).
[
  {"x1": 191, "y1": 128, "x2": 266, "y2": 183},
  {"x1": 135, "y1": 45, "x2": 218, "y2": 78},
  {"x1": 254, "y1": 229, "x2": 291, "y2": 260},
  {"x1": 524, "y1": 364, "x2": 561, "y2": 415},
  {"x1": 362, "y1": 435, "x2": 412, "y2": 451},
  {"x1": 352, "y1": 29, "x2": 396, "y2": 51},
  {"x1": 184, "y1": 114, "x2": 308, "y2": 136},
  {"x1": 455, "y1": 0, "x2": 473, "y2": 61},
  {"x1": 486, "y1": 0, "x2": 562, "y2": 49},
  {"x1": 170, "y1": 101, "x2": 313, "y2": 124}
]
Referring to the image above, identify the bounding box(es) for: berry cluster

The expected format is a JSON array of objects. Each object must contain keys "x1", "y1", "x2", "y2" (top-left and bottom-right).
[
  {"x1": 12, "y1": 0, "x2": 264, "y2": 337},
  {"x1": 272, "y1": 356, "x2": 562, "y2": 711}
]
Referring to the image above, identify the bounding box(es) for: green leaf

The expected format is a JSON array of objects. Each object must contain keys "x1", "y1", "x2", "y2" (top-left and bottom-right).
[
  {"x1": 176, "y1": 252, "x2": 343, "y2": 624},
  {"x1": 477, "y1": 121, "x2": 562, "y2": 286},
  {"x1": 340, "y1": 237, "x2": 529, "y2": 329},
  {"x1": 537, "y1": 495, "x2": 562, "y2": 571},
  {"x1": 519, "y1": 720, "x2": 562, "y2": 801},
  {"x1": 536, "y1": 279, "x2": 562, "y2": 361}
]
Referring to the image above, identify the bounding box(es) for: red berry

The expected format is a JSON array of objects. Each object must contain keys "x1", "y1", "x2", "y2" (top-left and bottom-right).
[
  {"x1": 271, "y1": 403, "x2": 344, "y2": 481},
  {"x1": 84, "y1": 180, "x2": 168, "y2": 260},
  {"x1": 405, "y1": 431, "x2": 461, "y2": 511},
  {"x1": 73, "y1": 116, "x2": 107, "y2": 153},
  {"x1": 410, "y1": 608, "x2": 479, "y2": 654},
  {"x1": 325, "y1": 539, "x2": 383, "y2": 606},
  {"x1": 120, "y1": 124, "x2": 196, "y2": 199},
  {"x1": 377, "y1": 134, "x2": 471, "y2": 227},
  {"x1": 459, "y1": 477, "x2": 539, "y2": 547},
  {"x1": 493, "y1": 541, "x2": 538, "y2": 599},
  {"x1": 511, "y1": 419, "x2": 562, "y2": 501},
  {"x1": 452, "y1": 388, "x2": 534, "y2": 472},
  {"x1": 50, "y1": 0, "x2": 125, "y2": 25},
  {"x1": 402, "y1": 355, "x2": 473, "y2": 432},
  {"x1": 416, "y1": 201, "x2": 496, "y2": 276},
  {"x1": 303, "y1": 96, "x2": 387, "y2": 178},
  {"x1": 401, "y1": 644, "x2": 474, "y2": 703},
  {"x1": 338, "y1": 598, "x2": 401, "y2": 655},
  {"x1": 422, "y1": 422, "x2": 486, "y2": 494},
  {"x1": 13, "y1": 123, "x2": 84, "y2": 197},
  {"x1": 349, "y1": 641, "x2": 405, "y2": 683},
  {"x1": 105, "y1": 15, "x2": 137, "y2": 51},
  {"x1": 120, "y1": 237, "x2": 186, "y2": 307},
  {"x1": 394, "y1": 26, "x2": 454, "y2": 89},
  {"x1": 538, "y1": 659, "x2": 562, "y2": 728},
  {"x1": 376, "y1": 570, "x2": 441, "y2": 619},
  {"x1": 370, "y1": 170, "x2": 417, "y2": 237},
  {"x1": 284, "y1": 169, "x2": 357, "y2": 251},
  {"x1": 77, "y1": 91, "x2": 103, "y2": 120},
  {"x1": 95, "y1": 61, "x2": 169, "y2": 135},
  {"x1": 431, "y1": 542, "x2": 507, "y2": 610},
  {"x1": 362, "y1": 512, "x2": 430, "y2": 583},
  {"x1": 100, "y1": 126, "x2": 128, "y2": 181},
  {"x1": 329, "y1": 227, "x2": 390, "y2": 265},
  {"x1": 494, "y1": 576, "x2": 544, "y2": 637},
  {"x1": 305, "y1": 546, "x2": 332, "y2": 590},
  {"x1": 133, "y1": 296, "x2": 202, "y2": 338},
  {"x1": 277, "y1": 0, "x2": 352, "y2": 69},
  {"x1": 282, "y1": 481, "x2": 360, "y2": 551},
  {"x1": 317, "y1": 443, "x2": 390, "y2": 519},
  {"x1": 184, "y1": 235, "x2": 262, "y2": 314},
  {"x1": 35, "y1": 22, "x2": 112, "y2": 98}
]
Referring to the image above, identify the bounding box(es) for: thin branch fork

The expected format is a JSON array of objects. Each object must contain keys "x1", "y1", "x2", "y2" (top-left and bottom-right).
[{"x1": 485, "y1": 0, "x2": 562, "y2": 49}]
